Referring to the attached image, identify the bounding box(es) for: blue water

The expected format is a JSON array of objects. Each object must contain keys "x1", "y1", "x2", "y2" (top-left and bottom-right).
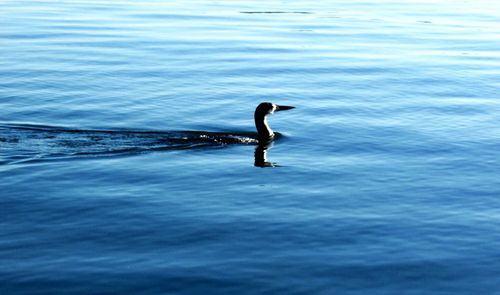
[{"x1": 1, "y1": 0, "x2": 500, "y2": 294}]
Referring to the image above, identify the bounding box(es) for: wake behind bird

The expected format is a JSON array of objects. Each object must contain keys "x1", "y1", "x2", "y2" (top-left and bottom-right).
[{"x1": 0, "y1": 123, "x2": 258, "y2": 164}]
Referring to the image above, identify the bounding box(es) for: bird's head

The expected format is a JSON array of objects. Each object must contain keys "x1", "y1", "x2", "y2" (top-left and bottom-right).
[{"x1": 255, "y1": 102, "x2": 295, "y2": 117}]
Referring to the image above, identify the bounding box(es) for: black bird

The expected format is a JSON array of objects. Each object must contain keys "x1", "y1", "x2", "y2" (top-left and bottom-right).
[
  {"x1": 0, "y1": 102, "x2": 295, "y2": 165},
  {"x1": 254, "y1": 102, "x2": 295, "y2": 144}
]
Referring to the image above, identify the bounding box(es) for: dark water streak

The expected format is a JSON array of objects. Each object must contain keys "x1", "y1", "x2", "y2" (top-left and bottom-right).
[{"x1": 0, "y1": 123, "x2": 258, "y2": 164}]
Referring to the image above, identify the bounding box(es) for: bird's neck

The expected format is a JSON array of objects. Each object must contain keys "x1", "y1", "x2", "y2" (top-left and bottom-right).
[{"x1": 255, "y1": 114, "x2": 274, "y2": 141}]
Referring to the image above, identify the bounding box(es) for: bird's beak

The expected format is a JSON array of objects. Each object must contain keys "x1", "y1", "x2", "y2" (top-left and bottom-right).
[{"x1": 276, "y1": 105, "x2": 295, "y2": 112}]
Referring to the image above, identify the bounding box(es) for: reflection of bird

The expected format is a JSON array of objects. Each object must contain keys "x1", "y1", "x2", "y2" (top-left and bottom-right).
[{"x1": 254, "y1": 102, "x2": 295, "y2": 144}]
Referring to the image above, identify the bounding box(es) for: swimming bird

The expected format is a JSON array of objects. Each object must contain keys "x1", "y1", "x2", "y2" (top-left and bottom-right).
[
  {"x1": 0, "y1": 102, "x2": 295, "y2": 165},
  {"x1": 172, "y1": 102, "x2": 295, "y2": 145},
  {"x1": 253, "y1": 102, "x2": 294, "y2": 167},
  {"x1": 254, "y1": 102, "x2": 295, "y2": 144}
]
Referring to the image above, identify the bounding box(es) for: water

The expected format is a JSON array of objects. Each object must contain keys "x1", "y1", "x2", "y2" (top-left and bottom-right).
[{"x1": 1, "y1": 0, "x2": 500, "y2": 294}]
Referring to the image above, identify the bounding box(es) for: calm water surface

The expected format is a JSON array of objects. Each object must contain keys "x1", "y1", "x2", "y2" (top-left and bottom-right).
[{"x1": 1, "y1": 0, "x2": 500, "y2": 294}]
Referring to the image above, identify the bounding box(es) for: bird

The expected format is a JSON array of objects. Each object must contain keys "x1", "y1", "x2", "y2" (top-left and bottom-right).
[
  {"x1": 185, "y1": 101, "x2": 295, "y2": 145},
  {"x1": 254, "y1": 102, "x2": 295, "y2": 144},
  {"x1": 253, "y1": 102, "x2": 294, "y2": 167},
  {"x1": 0, "y1": 102, "x2": 295, "y2": 165}
]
